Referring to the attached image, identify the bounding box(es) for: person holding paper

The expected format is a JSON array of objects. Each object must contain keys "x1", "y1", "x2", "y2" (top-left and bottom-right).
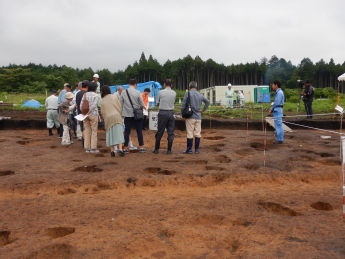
[{"x1": 141, "y1": 88, "x2": 150, "y2": 130}]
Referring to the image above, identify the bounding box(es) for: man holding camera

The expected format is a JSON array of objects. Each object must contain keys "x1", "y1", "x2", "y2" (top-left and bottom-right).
[
  {"x1": 269, "y1": 80, "x2": 284, "y2": 144},
  {"x1": 301, "y1": 79, "x2": 314, "y2": 119}
]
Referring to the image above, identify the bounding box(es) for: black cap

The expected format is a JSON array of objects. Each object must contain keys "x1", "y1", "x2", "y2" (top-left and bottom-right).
[
  {"x1": 304, "y1": 79, "x2": 310, "y2": 83},
  {"x1": 51, "y1": 90, "x2": 57, "y2": 94},
  {"x1": 82, "y1": 80, "x2": 89, "y2": 86}
]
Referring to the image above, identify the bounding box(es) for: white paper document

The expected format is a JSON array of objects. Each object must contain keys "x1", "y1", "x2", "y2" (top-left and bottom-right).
[{"x1": 75, "y1": 114, "x2": 89, "y2": 121}]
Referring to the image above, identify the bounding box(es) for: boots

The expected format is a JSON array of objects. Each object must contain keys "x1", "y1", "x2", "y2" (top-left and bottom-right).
[
  {"x1": 183, "y1": 138, "x2": 193, "y2": 154},
  {"x1": 195, "y1": 137, "x2": 200, "y2": 154},
  {"x1": 48, "y1": 128, "x2": 53, "y2": 136},
  {"x1": 167, "y1": 140, "x2": 173, "y2": 155}
]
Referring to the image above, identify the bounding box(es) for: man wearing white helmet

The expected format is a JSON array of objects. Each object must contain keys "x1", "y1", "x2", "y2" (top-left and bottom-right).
[
  {"x1": 93, "y1": 74, "x2": 101, "y2": 94},
  {"x1": 225, "y1": 83, "x2": 234, "y2": 109}
]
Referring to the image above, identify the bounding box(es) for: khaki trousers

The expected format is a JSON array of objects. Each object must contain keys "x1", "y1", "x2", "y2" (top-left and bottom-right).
[
  {"x1": 84, "y1": 115, "x2": 98, "y2": 149},
  {"x1": 185, "y1": 119, "x2": 201, "y2": 139}
]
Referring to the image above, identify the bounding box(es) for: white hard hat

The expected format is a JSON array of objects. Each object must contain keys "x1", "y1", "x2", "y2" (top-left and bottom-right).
[
  {"x1": 228, "y1": 83, "x2": 231, "y2": 86},
  {"x1": 93, "y1": 74, "x2": 99, "y2": 78}
]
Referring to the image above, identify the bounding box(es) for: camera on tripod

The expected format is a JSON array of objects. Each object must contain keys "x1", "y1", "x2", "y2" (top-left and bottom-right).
[
  {"x1": 297, "y1": 80, "x2": 306, "y2": 99},
  {"x1": 297, "y1": 79, "x2": 305, "y2": 86}
]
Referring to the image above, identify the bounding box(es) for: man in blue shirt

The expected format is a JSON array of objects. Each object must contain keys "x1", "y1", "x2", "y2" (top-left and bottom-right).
[
  {"x1": 269, "y1": 80, "x2": 284, "y2": 144},
  {"x1": 58, "y1": 83, "x2": 70, "y2": 104}
]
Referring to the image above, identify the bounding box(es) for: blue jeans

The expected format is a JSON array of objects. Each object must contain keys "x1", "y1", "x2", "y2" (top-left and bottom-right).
[
  {"x1": 273, "y1": 108, "x2": 284, "y2": 142},
  {"x1": 124, "y1": 117, "x2": 144, "y2": 147}
]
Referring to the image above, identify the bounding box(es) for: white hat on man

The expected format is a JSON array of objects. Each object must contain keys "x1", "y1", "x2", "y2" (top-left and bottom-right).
[{"x1": 93, "y1": 74, "x2": 99, "y2": 78}]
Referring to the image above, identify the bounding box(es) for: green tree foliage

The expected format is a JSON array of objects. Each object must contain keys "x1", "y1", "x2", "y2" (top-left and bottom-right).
[
  {"x1": 45, "y1": 74, "x2": 65, "y2": 91},
  {"x1": 77, "y1": 67, "x2": 94, "y2": 81},
  {"x1": 97, "y1": 68, "x2": 113, "y2": 86},
  {"x1": 1, "y1": 53, "x2": 344, "y2": 93},
  {"x1": 0, "y1": 68, "x2": 32, "y2": 92},
  {"x1": 18, "y1": 81, "x2": 47, "y2": 93}
]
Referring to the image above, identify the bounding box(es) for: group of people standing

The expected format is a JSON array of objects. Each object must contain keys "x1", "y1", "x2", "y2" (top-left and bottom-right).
[
  {"x1": 45, "y1": 77, "x2": 210, "y2": 157},
  {"x1": 45, "y1": 77, "x2": 314, "y2": 154}
]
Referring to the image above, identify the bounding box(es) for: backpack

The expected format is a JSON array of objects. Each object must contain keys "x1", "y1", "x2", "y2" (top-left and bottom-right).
[{"x1": 81, "y1": 94, "x2": 89, "y2": 115}]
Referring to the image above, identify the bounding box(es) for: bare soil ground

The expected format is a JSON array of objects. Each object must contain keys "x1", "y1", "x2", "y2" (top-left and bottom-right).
[{"x1": 0, "y1": 127, "x2": 345, "y2": 259}]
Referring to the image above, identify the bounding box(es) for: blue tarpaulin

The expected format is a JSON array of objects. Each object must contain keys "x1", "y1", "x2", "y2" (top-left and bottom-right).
[
  {"x1": 22, "y1": 99, "x2": 41, "y2": 108},
  {"x1": 109, "y1": 81, "x2": 162, "y2": 106}
]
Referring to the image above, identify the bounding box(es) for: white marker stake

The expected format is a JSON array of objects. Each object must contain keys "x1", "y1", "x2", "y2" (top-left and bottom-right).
[{"x1": 342, "y1": 136, "x2": 345, "y2": 218}]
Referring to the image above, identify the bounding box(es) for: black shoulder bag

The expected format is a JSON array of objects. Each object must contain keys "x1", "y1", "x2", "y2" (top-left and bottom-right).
[
  {"x1": 182, "y1": 91, "x2": 193, "y2": 118},
  {"x1": 126, "y1": 89, "x2": 144, "y2": 120}
]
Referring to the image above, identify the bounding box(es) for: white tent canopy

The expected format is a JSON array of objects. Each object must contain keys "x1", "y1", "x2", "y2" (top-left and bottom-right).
[{"x1": 338, "y1": 73, "x2": 345, "y2": 81}]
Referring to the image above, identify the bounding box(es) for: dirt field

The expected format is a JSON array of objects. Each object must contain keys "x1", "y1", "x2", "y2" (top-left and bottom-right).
[{"x1": 0, "y1": 127, "x2": 345, "y2": 259}]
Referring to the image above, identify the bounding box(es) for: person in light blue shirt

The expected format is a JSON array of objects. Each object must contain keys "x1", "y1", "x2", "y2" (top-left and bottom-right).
[
  {"x1": 58, "y1": 83, "x2": 70, "y2": 104},
  {"x1": 269, "y1": 80, "x2": 284, "y2": 144}
]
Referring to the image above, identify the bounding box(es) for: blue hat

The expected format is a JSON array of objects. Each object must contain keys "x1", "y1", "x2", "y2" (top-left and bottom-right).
[{"x1": 51, "y1": 90, "x2": 57, "y2": 94}]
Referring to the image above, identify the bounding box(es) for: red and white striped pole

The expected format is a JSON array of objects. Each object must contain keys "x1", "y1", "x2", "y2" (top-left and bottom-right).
[
  {"x1": 264, "y1": 119, "x2": 267, "y2": 168},
  {"x1": 341, "y1": 136, "x2": 345, "y2": 218}
]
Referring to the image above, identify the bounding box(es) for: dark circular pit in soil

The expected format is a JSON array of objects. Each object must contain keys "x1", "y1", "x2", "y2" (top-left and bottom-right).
[
  {"x1": 310, "y1": 201, "x2": 333, "y2": 211},
  {"x1": 144, "y1": 167, "x2": 161, "y2": 174},
  {"x1": 205, "y1": 166, "x2": 225, "y2": 171},
  {"x1": 215, "y1": 155, "x2": 231, "y2": 163},
  {"x1": 0, "y1": 231, "x2": 12, "y2": 246},
  {"x1": 0, "y1": 170, "x2": 14, "y2": 177},
  {"x1": 45, "y1": 227, "x2": 75, "y2": 239},
  {"x1": 157, "y1": 170, "x2": 176, "y2": 175},
  {"x1": 204, "y1": 136, "x2": 226, "y2": 140},
  {"x1": 72, "y1": 165, "x2": 103, "y2": 172}
]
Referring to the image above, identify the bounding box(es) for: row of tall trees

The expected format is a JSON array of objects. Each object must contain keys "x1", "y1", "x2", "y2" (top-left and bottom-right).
[{"x1": 0, "y1": 53, "x2": 344, "y2": 93}]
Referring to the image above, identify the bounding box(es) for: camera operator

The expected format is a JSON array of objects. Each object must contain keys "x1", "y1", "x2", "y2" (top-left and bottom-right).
[
  {"x1": 269, "y1": 80, "x2": 284, "y2": 144},
  {"x1": 301, "y1": 79, "x2": 314, "y2": 119}
]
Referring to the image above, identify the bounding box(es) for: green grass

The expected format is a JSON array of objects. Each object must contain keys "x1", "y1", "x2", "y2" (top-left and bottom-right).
[
  {"x1": 1, "y1": 92, "x2": 344, "y2": 118},
  {"x1": 0, "y1": 92, "x2": 47, "y2": 111}
]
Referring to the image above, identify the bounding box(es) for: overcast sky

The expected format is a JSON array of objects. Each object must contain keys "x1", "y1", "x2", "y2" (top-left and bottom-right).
[{"x1": 1, "y1": 0, "x2": 344, "y2": 72}]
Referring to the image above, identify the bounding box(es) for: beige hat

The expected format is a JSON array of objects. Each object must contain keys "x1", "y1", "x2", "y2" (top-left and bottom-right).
[{"x1": 65, "y1": 92, "x2": 74, "y2": 99}]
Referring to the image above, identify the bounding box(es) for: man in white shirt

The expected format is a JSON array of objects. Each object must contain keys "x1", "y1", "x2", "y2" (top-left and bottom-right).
[
  {"x1": 93, "y1": 74, "x2": 101, "y2": 94},
  {"x1": 225, "y1": 83, "x2": 234, "y2": 109},
  {"x1": 45, "y1": 90, "x2": 60, "y2": 136}
]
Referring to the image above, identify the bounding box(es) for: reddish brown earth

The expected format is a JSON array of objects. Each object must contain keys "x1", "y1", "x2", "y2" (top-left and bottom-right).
[{"x1": 0, "y1": 127, "x2": 345, "y2": 258}]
